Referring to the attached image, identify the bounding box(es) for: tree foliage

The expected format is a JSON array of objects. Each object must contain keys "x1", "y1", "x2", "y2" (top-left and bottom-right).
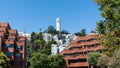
[
  {"x1": 49, "y1": 55, "x2": 66, "y2": 68},
  {"x1": 45, "y1": 25, "x2": 58, "y2": 36},
  {"x1": 95, "y1": 0, "x2": 120, "y2": 56},
  {"x1": 61, "y1": 30, "x2": 69, "y2": 34},
  {"x1": 26, "y1": 40, "x2": 31, "y2": 61},
  {"x1": 30, "y1": 31, "x2": 57, "y2": 56},
  {"x1": 108, "y1": 50, "x2": 120, "y2": 68},
  {"x1": 97, "y1": 54, "x2": 109, "y2": 68},
  {"x1": 74, "y1": 29, "x2": 86, "y2": 36},
  {"x1": 30, "y1": 53, "x2": 50, "y2": 68},
  {"x1": 97, "y1": 50, "x2": 120, "y2": 68},
  {"x1": 30, "y1": 53, "x2": 66, "y2": 68},
  {"x1": 31, "y1": 32, "x2": 43, "y2": 43},
  {"x1": 94, "y1": 0, "x2": 120, "y2": 68},
  {"x1": 0, "y1": 52, "x2": 10, "y2": 68},
  {"x1": 29, "y1": 26, "x2": 67, "y2": 68},
  {"x1": 87, "y1": 52, "x2": 100, "y2": 66}
]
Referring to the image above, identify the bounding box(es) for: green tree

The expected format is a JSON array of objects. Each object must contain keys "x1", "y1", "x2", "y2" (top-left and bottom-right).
[
  {"x1": 87, "y1": 52, "x2": 101, "y2": 67},
  {"x1": 46, "y1": 25, "x2": 58, "y2": 36},
  {"x1": 97, "y1": 50, "x2": 120, "y2": 68},
  {"x1": 31, "y1": 32, "x2": 39, "y2": 43},
  {"x1": 38, "y1": 42, "x2": 51, "y2": 55},
  {"x1": 29, "y1": 27, "x2": 65, "y2": 68},
  {"x1": 31, "y1": 32, "x2": 36, "y2": 43},
  {"x1": 97, "y1": 54, "x2": 109, "y2": 68},
  {"x1": 0, "y1": 52, "x2": 10, "y2": 68},
  {"x1": 108, "y1": 50, "x2": 120, "y2": 68},
  {"x1": 30, "y1": 31, "x2": 46, "y2": 52},
  {"x1": 74, "y1": 29, "x2": 86, "y2": 36},
  {"x1": 30, "y1": 53, "x2": 50, "y2": 68},
  {"x1": 96, "y1": 21, "x2": 106, "y2": 34},
  {"x1": 30, "y1": 53, "x2": 66, "y2": 68},
  {"x1": 61, "y1": 30, "x2": 69, "y2": 34},
  {"x1": 38, "y1": 40, "x2": 57, "y2": 55},
  {"x1": 80, "y1": 29, "x2": 86, "y2": 36},
  {"x1": 39, "y1": 32, "x2": 43, "y2": 40},
  {"x1": 31, "y1": 32, "x2": 43, "y2": 42},
  {"x1": 26, "y1": 40, "x2": 31, "y2": 61},
  {"x1": 49, "y1": 55, "x2": 66, "y2": 68},
  {"x1": 95, "y1": 0, "x2": 120, "y2": 56},
  {"x1": 94, "y1": 0, "x2": 120, "y2": 68},
  {"x1": 30, "y1": 31, "x2": 57, "y2": 55}
]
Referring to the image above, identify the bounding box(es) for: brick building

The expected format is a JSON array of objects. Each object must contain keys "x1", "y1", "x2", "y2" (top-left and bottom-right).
[
  {"x1": 0, "y1": 22, "x2": 26, "y2": 68},
  {"x1": 61, "y1": 33, "x2": 104, "y2": 68}
]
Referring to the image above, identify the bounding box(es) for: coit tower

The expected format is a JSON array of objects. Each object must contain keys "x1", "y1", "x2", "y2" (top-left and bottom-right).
[{"x1": 56, "y1": 17, "x2": 61, "y2": 32}]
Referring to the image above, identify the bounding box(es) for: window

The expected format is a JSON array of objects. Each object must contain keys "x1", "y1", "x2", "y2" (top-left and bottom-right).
[
  {"x1": 68, "y1": 59, "x2": 87, "y2": 64},
  {"x1": 87, "y1": 38, "x2": 97, "y2": 42},
  {"x1": 77, "y1": 40, "x2": 86, "y2": 43},
  {"x1": 64, "y1": 53, "x2": 72, "y2": 56},
  {"x1": 15, "y1": 46, "x2": 22, "y2": 50},
  {"x1": 4, "y1": 52, "x2": 13, "y2": 56},
  {"x1": 18, "y1": 40, "x2": 24, "y2": 43},
  {"x1": 14, "y1": 61, "x2": 22, "y2": 65},
  {"x1": 73, "y1": 52, "x2": 82, "y2": 56},
  {"x1": 8, "y1": 38, "x2": 15, "y2": 41},
  {"x1": 69, "y1": 46, "x2": 82, "y2": 50},
  {"x1": 97, "y1": 50, "x2": 102, "y2": 53},
  {"x1": 94, "y1": 43, "x2": 100, "y2": 47},
  {"x1": 2, "y1": 44, "x2": 14, "y2": 48},
  {"x1": 14, "y1": 53, "x2": 22, "y2": 57}
]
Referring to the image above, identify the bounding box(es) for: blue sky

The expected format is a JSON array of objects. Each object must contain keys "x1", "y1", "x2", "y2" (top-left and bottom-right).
[{"x1": 0, "y1": 0, "x2": 102, "y2": 34}]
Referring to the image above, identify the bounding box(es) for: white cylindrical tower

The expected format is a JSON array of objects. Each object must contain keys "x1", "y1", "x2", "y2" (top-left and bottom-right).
[{"x1": 56, "y1": 17, "x2": 61, "y2": 32}]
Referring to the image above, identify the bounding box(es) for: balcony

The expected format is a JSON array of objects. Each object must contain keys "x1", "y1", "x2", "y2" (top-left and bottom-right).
[
  {"x1": 8, "y1": 56, "x2": 14, "y2": 61},
  {"x1": 0, "y1": 22, "x2": 10, "y2": 28},
  {"x1": 0, "y1": 38, "x2": 2, "y2": 42},
  {"x1": 72, "y1": 49, "x2": 84, "y2": 53},
  {"x1": 94, "y1": 45, "x2": 104, "y2": 50},
  {"x1": 83, "y1": 47, "x2": 95, "y2": 52},
  {"x1": 0, "y1": 32, "x2": 5, "y2": 37},
  {"x1": 16, "y1": 41, "x2": 25, "y2": 46},
  {"x1": 14, "y1": 50, "x2": 24, "y2": 53},
  {"x1": 0, "y1": 27, "x2": 7, "y2": 33},
  {"x1": 18, "y1": 37, "x2": 26, "y2": 41},
  {"x1": 14, "y1": 53, "x2": 23, "y2": 60},
  {"x1": 62, "y1": 49, "x2": 84, "y2": 54},
  {"x1": 14, "y1": 57, "x2": 23, "y2": 61},
  {"x1": 2, "y1": 48, "x2": 14, "y2": 52},
  {"x1": 68, "y1": 45, "x2": 82, "y2": 50},
  {"x1": 8, "y1": 30, "x2": 17, "y2": 35},
  {"x1": 68, "y1": 62, "x2": 88, "y2": 67},
  {"x1": 5, "y1": 40, "x2": 15, "y2": 44},
  {"x1": 66, "y1": 55, "x2": 87, "y2": 60},
  {"x1": 12, "y1": 64, "x2": 24, "y2": 68},
  {"x1": 85, "y1": 40, "x2": 100, "y2": 45},
  {"x1": 8, "y1": 35, "x2": 16, "y2": 39}
]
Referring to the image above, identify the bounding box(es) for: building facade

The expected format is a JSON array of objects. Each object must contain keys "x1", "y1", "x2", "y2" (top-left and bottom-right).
[
  {"x1": 42, "y1": 33, "x2": 52, "y2": 42},
  {"x1": 18, "y1": 32, "x2": 31, "y2": 41},
  {"x1": 61, "y1": 33, "x2": 104, "y2": 68},
  {"x1": 0, "y1": 22, "x2": 26, "y2": 68},
  {"x1": 51, "y1": 34, "x2": 77, "y2": 55}
]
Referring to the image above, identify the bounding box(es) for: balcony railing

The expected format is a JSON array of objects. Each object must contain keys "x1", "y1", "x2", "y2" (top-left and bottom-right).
[
  {"x1": 68, "y1": 62, "x2": 88, "y2": 67},
  {"x1": 5, "y1": 40, "x2": 15, "y2": 44},
  {"x1": 66, "y1": 55, "x2": 87, "y2": 60}
]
